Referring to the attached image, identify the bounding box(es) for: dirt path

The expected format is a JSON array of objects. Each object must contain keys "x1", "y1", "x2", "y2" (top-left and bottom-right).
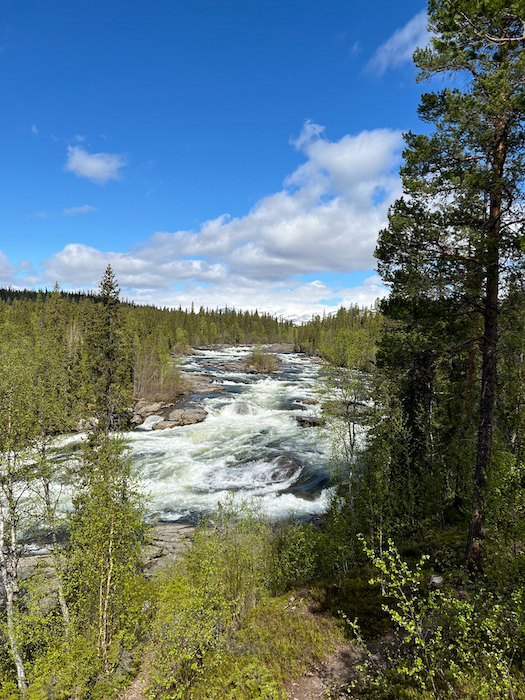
[
  {"x1": 117, "y1": 641, "x2": 363, "y2": 700},
  {"x1": 284, "y1": 642, "x2": 362, "y2": 700},
  {"x1": 118, "y1": 671, "x2": 148, "y2": 700}
]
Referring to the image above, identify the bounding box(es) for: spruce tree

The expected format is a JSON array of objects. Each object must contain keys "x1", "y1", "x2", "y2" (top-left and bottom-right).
[
  {"x1": 375, "y1": 0, "x2": 525, "y2": 568},
  {"x1": 83, "y1": 265, "x2": 133, "y2": 431}
]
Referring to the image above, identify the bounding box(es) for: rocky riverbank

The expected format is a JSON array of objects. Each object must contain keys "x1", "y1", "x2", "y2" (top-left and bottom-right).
[
  {"x1": 129, "y1": 343, "x2": 296, "y2": 430},
  {"x1": 10, "y1": 523, "x2": 195, "y2": 608}
]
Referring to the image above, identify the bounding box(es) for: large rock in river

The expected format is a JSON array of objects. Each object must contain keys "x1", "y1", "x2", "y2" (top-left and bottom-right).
[{"x1": 166, "y1": 408, "x2": 208, "y2": 425}]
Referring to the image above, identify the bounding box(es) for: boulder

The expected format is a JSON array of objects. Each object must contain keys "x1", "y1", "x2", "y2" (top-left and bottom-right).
[
  {"x1": 137, "y1": 415, "x2": 164, "y2": 430},
  {"x1": 152, "y1": 420, "x2": 178, "y2": 430},
  {"x1": 295, "y1": 416, "x2": 325, "y2": 428},
  {"x1": 74, "y1": 417, "x2": 98, "y2": 432},
  {"x1": 269, "y1": 455, "x2": 302, "y2": 482},
  {"x1": 135, "y1": 401, "x2": 164, "y2": 417},
  {"x1": 167, "y1": 408, "x2": 208, "y2": 425}
]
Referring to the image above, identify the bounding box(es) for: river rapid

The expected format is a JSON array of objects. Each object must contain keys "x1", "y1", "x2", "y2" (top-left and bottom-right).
[{"x1": 128, "y1": 346, "x2": 332, "y2": 523}]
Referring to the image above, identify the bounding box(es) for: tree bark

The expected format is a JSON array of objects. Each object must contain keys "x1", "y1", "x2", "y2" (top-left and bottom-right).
[
  {"x1": 43, "y1": 480, "x2": 71, "y2": 635},
  {"x1": 0, "y1": 505, "x2": 27, "y2": 694},
  {"x1": 466, "y1": 119, "x2": 506, "y2": 570}
]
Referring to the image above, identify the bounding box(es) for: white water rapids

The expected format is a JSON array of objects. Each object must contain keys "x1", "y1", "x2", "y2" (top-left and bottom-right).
[
  {"x1": 130, "y1": 346, "x2": 332, "y2": 522},
  {"x1": 52, "y1": 347, "x2": 333, "y2": 524}
]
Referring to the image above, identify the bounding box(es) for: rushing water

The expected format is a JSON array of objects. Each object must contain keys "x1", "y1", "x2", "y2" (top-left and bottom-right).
[{"x1": 126, "y1": 346, "x2": 332, "y2": 523}]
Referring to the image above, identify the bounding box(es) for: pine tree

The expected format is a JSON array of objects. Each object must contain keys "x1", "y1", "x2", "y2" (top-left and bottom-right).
[{"x1": 375, "y1": 0, "x2": 525, "y2": 569}]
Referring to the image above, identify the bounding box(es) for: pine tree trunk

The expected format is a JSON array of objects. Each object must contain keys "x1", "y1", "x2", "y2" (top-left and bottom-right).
[{"x1": 466, "y1": 120, "x2": 506, "y2": 570}]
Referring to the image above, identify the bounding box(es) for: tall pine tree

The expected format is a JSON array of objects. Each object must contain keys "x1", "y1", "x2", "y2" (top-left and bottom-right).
[{"x1": 375, "y1": 0, "x2": 525, "y2": 568}]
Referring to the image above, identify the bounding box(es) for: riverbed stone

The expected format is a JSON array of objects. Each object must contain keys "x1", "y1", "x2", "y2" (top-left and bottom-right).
[
  {"x1": 135, "y1": 401, "x2": 164, "y2": 417},
  {"x1": 167, "y1": 408, "x2": 207, "y2": 425},
  {"x1": 295, "y1": 416, "x2": 325, "y2": 428},
  {"x1": 152, "y1": 420, "x2": 178, "y2": 430},
  {"x1": 137, "y1": 415, "x2": 164, "y2": 430},
  {"x1": 269, "y1": 455, "x2": 302, "y2": 482}
]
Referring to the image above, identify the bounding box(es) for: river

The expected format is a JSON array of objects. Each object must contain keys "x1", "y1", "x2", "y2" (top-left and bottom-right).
[{"x1": 127, "y1": 346, "x2": 332, "y2": 523}]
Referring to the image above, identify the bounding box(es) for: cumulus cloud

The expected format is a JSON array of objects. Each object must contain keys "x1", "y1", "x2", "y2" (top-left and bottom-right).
[
  {"x1": 363, "y1": 274, "x2": 383, "y2": 286},
  {"x1": 63, "y1": 205, "x2": 96, "y2": 216},
  {"x1": 0, "y1": 251, "x2": 16, "y2": 286},
  {"x1": 64, "y1": 145, "x2": 126, "y2": 184},
  {"x1": 367, "y1": 9, "x2": 429, "y2": 76},
  {"x1": 27, "y1": 121, "x2": 399, "y2": 317}
]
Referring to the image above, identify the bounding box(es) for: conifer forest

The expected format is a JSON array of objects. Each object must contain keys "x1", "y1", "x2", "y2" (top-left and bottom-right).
[{"x1": 2, "y1": 2, "x2": 525, "y2": 698}]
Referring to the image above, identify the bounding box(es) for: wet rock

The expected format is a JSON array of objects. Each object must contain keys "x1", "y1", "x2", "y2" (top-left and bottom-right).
[
  {"x1": 187, "y1": 374, "x2": 224, "y2": 395},
  {"x1": 167, "y1": 408, "x2": 208, "y2": 425},
  {"x1": 429, "y1": 575, "x2": 443, "y2": 588},
  {"x1": 152, "y1": 420, "x2": 178, "y2": 430},
  {"x1": 296, "y1": 397, "x2": 317, "y2": 405},
  {"x1": 295, "y1": 416, "x2": 325, "y2": 428},
  {"x1": 131, "y1": 400, "x2": 177, "y2": 427},
  {"x1": 269, "y1": 455, "x2": 302, "y2": 482},
  {"x1": 233, "y1": 401, "x2": 258, "y2": 415},
  {"x1": 135, "y1": 401, "x2": 164, "y2": 417}
]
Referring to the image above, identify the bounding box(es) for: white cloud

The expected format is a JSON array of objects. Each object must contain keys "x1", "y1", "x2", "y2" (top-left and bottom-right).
[
  {"x1": 363, "y1": 274, "x2": 383, "y2": 286},
  {"x1": 14, "y1": 121, "x2": 399, "y2": 317},
  {"x1": 31, "y1": 124, "x2": 38, "y2": 136},
  {"x1": 64, "y1": 145, "x2": 126, "y2": 184},
  {"x1": 0, "y1": 251, "x2": 16, "y2": 286},
  {"x1": 367, "y1": 9, "x2": 429, "y2": 76},
  {"x1": 35, "y1": 212, "x2": 48, "y2": 219},
  {"x1": 63, "y1": 205, "x2": 96, "y2": 216}
]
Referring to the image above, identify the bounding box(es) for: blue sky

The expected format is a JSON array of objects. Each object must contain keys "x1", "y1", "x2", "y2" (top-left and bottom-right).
[{"x1": 1, "y1": 0, "x2": 431, "y2": 319}]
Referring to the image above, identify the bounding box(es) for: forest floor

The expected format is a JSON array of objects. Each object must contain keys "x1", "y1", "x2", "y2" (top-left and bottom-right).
[{"x1": 118, "y1": 639, "x2": 363, "y2": 700}]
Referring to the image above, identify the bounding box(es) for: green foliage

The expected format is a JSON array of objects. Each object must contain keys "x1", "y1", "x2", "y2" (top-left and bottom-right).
[
  {"x1": 82, "y1": 265, "x2": 133, "y2": 431},
  {"x1": 147, "y1": 571, "x2": 225, "y2": 700},
  {"x1": 147, "y1": 504, "x2": 342, "y2": 699},
  {"x1": 368, "y1": 2, "x2": 525, "y2": 562},
  {"x1": 362, "y1": 538, "x2": 519, "y2": 699},
  {"x1": 66, "y1": 434, "x2": 147, "y2": 669},
  {"x1": 270, "y1": 522, "x2": 318, "y2": 592},
  {"x1": 295, "y1": 305, "x2": 385, "y2": 367},
  {"x1": 133, "y1": 340, "x2": 184, "y2": 402},
  {"x1": 190, "y1": 655, "x2": 283, "y2": 700},
  {"x1": 235, "y1": 595, "x2": 341, "y2": 681},
  {"x1": 27, "y1": 636, "x2": 101, "y2": 700},
  {"x1": 246, "y1": 345, "x2": 275, "y2": 373}
]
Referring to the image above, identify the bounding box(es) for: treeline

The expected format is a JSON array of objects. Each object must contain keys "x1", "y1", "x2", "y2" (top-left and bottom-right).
[
  {"x1": 0, "y1": 282, "x2": 300, "y2": 418},
  {"x1": 294, "y1": 304, "x2": 386, "y2": 370},
  {"x1": 1, "y1": 285, "x2": 296, "y2": 347},
  {"x1": 0, "y1": 282, "x2": 386, "y2": 414}
]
